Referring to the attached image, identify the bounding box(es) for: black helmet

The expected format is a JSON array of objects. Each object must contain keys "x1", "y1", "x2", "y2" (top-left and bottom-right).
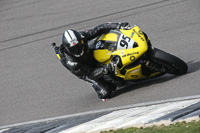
[{"x1": 62, "y1": 30, "x2": 84, "y2": 57}]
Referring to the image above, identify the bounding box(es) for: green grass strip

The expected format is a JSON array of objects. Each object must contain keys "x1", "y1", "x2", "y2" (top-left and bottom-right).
[{"x1": 101, "y1": 120, "x2": 200, "y2": 133}]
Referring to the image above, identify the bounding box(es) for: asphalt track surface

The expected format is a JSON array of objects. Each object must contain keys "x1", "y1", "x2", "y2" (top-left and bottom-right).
[{"x1": 0, "y1": 0, "x2": 200, "y2": 127}]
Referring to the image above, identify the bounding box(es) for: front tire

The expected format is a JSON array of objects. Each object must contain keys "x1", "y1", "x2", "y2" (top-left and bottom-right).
[{"x1": 151, "y1": 48, "x2": 188, "y2": 75}]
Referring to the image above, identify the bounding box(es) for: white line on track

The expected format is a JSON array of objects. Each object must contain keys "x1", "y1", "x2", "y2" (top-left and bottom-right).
[{"x1": 1, "y1": 95, "x2": 200, "y2": 130}]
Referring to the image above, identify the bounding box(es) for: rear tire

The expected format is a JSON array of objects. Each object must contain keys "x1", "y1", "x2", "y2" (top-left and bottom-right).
[{"x1": 151, "y1": 48, "x2": 188, "y2": 75}]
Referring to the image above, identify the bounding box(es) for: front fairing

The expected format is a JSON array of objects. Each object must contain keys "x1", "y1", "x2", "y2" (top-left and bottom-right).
[{"x1": 94, "y1": 26, "x2": 148, "y2": 66}]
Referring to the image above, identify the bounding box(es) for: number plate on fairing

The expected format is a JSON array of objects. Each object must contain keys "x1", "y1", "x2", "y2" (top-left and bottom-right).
[{"x1": 117, "y1": 34, "x2": 135, "y2": 50}]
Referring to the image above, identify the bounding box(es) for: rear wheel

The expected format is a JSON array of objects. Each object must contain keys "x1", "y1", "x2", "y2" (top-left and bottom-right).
[{"x1": 151, "y1": 48, "x2": 188, "y2": 75}]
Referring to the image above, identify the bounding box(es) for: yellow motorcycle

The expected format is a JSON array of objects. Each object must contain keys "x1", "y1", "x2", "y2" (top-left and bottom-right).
[
  {"x1": 53, "y1": 25, "x2": 187, "y2": 84},
  {"x1": 93, "y1": 25, "x2": 188, "y2": 82}
]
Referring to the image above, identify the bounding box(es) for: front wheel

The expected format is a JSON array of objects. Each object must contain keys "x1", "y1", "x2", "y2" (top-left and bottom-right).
[{"x1": 151, "y1": 48, "x2": 188, "y2": 75}]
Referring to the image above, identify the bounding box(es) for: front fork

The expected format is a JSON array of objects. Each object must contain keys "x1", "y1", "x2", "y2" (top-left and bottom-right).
[
  {"x1": 145, "y1": 60, "x2": 166, "y2": 73},
  {"x1": 142, "y1": 44, "x2": 166, "y2": 74}
]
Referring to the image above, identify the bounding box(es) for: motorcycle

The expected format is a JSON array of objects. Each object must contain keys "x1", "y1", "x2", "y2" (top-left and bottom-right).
[{"x1": 52, "y1": 25, "x2": 188, "y2": 84}]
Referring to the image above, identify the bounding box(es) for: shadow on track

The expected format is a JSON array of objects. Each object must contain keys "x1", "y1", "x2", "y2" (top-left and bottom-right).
[
  {"x1": 187, "y1": 61, "x2": 200, "y2": 74},
  {"x1": 112, "y1": 74, "x2": 178, "y2": 98}
]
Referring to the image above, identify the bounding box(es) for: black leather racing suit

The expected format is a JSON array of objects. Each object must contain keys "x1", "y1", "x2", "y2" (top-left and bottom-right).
[{"x1": 58, "y1": 23, "x2": 122, "y2": 99}]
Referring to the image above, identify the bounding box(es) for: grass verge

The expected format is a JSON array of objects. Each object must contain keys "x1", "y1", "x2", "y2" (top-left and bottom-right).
[{"x1": 101, "y1": 120, "x2": 200, "y2": 133}]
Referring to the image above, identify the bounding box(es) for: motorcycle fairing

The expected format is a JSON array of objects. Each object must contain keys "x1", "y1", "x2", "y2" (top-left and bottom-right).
[
  {"x1": 94, "y1": 26, "x2": 148, "y2": 66},
  {"x1": 93, "y1": 26, "x2": 161, "y2": 80}
]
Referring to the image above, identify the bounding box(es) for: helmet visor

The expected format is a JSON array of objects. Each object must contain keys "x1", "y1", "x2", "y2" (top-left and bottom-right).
[{"x1": 68, "y1": 43, "x2": 84, "y2": 57}]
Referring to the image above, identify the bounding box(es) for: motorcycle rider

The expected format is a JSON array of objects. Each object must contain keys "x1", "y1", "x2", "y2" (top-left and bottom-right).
[{"x1": 57, "y1": 22, "x2": 130, "y2": 101}]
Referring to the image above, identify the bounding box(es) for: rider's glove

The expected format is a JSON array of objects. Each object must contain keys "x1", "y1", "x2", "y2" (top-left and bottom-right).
[
  {"x1": 103, "y1": 62, "x2": 115, "y2": 74},
  {"x1": 119, "y1": 22, "x2": 130, "y2": 30}
]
